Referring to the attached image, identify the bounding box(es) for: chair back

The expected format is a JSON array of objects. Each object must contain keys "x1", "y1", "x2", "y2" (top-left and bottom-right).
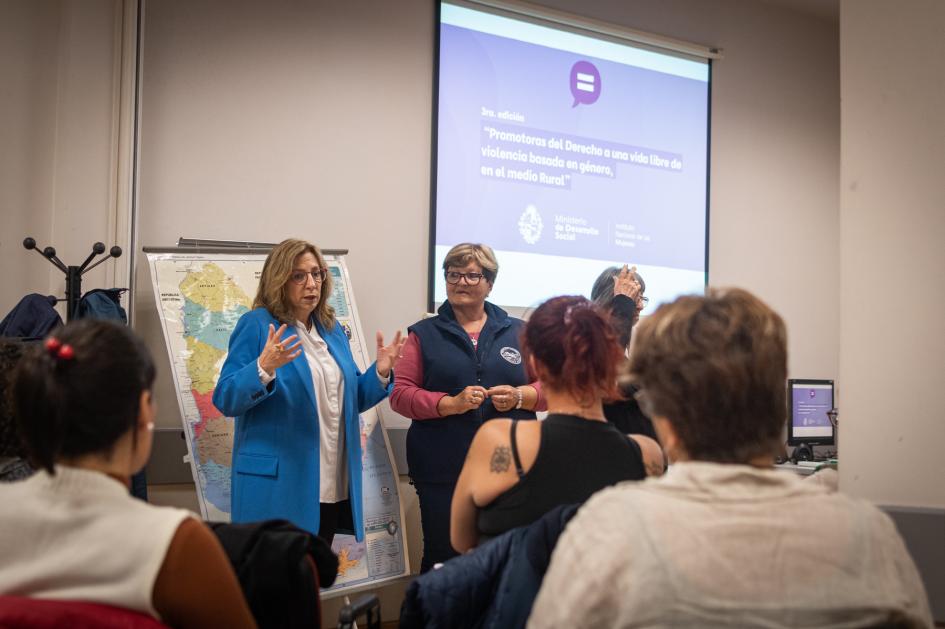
[{"x1": 0, "y1": 596, "x2": 168, "y2": 629}]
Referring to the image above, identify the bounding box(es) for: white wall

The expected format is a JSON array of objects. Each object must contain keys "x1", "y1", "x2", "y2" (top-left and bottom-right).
[
  {"x1": 0, "y1": 0, "x2": 128, "y2": 320},
  {"x1": 839, "y1": 0, "x2": 945, "y2": 508}
]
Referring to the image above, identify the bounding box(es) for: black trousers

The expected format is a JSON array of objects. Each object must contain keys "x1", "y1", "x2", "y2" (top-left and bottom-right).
[
  {"x1": 318, "y1": 499, "x2": 354, "y2": 547},
  {"x1": 413, "y1": 479, "x2": 460, "y2": 572}
]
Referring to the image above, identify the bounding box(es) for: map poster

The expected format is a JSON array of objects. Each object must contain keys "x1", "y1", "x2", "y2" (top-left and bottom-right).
[{"x1": 146, "y1": 251, "x2": 409, "y2": 595}]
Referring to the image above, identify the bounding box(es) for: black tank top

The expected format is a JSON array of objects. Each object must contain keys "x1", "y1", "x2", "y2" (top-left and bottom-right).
[{"x1": 476, "y1": 413, "x2": 646, "y2": 540}]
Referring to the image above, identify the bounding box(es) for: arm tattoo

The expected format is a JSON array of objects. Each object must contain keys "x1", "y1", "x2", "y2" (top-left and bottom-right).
[
  {"x1": 489, "y1": 445, "x2": 512, "y2": 473},
  {"x1": 645, "y1": 459, "x2": 664, "y2": 477}
]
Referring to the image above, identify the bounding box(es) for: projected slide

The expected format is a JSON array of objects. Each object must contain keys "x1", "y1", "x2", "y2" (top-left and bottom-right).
[{"x1": 434, "y1": 4, "x2": 710, "y2": 310}]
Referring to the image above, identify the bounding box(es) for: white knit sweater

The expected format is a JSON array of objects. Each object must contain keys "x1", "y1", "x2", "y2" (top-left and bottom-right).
[
  {"x1": 530, "y1": 462, "x2": 933, "y2": 628},
  {"x1": 0, "y1": 465, "x2": 192, "y2": 618}
]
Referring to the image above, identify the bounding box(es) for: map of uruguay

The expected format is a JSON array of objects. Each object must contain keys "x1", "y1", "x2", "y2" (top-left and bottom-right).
[
  {"x1": 179, "y1": 264, "x2": 251, "y2": 513},
  {"x1": 149, "y1": 252, "x2": 408, "y2": 593}
]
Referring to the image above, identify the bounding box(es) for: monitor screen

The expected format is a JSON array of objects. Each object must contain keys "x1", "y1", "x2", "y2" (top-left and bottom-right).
[
  {"x1": 788, "y1": 379, "x2": 835, "y2": 446},
  {"x1": 431, "y1": 2, "x2": 711, "y2": 313}
]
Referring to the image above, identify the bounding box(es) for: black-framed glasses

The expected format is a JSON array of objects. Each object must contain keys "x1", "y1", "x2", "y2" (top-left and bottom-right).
[
  {"x1": 289, "y1": 268, "x2": 328, "y2": 285},
  {"x1": 638, "y1": 295, "x2": 650, "y2": 308},
  {"x1": 445, "y1": 271, "x2": 485, "y2": 285}
]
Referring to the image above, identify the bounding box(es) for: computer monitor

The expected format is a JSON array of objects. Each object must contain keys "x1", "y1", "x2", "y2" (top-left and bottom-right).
[{"x1": 787, "y1": 379, "x2": 835, "y2": 446}]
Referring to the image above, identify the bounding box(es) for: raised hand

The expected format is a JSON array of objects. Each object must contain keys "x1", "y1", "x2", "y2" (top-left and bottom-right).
[
  {"x1": 613, "y1": 264, "x2": 641, "y2": 301},
  {"x1": 259, "y1": 323, "x2": 302, "y2": 376},
  {"x1": 376, "y1": 330, "x2": 406, "y2": 378}
]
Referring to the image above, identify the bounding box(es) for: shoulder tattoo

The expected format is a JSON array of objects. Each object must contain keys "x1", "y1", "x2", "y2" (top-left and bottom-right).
[
  {"x1": 645, "y1": 458, "x2": 664, "y2": 477},
  {"x1": 489, "y1": 445, "x2": 512, "y2": 473}
]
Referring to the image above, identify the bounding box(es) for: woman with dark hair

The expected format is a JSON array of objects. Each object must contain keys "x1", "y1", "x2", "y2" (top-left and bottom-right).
[
  {"x1": 214, "y1": 238, "x2": 404, "y2": 544},
  {"x1": 0, "y1": 320, "x2": 255, "y2": 628},
  {"x1": 590, "y1": 264, "x2": 657, "y2": 441},
  {"x1": 590, "y1": 264, "x2": 647, "y2": 351},
  {"x1": 531, "y1": 289, "x2": 932, "y2": 628},
  {"x1": 450, "y1": 296, "x2": 663, "y2": 553}
]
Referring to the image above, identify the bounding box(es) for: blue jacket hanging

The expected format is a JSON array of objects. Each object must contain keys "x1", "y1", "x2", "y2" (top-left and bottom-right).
[
  {"x1": 76, "y1": 288, "x2": 128, "y2": 323},
  {"x1": 0, "y1": 294, "x2": 62, "y2": 340}
]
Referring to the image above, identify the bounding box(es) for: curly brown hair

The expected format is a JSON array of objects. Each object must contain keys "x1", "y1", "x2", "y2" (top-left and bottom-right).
[{"x1": 628, "y1": 288, "x2": 787, "y2": 463}]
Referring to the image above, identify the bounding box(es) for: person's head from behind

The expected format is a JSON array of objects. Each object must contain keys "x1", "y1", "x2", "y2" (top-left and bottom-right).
[
  {"x1": 628, "y1": 288, "x2": 787, "y2": 464},
  {"x1": 591, "y1": 265, "x2": 647, "y2": 347},
  {"x1": 0, "y1": 340, "x2": 27, "y2": 461},
  {"x1": 13, "y1": 319, "x2": 157, "y2": 477},
  {"x1": 522, "y1": 296, "x2": 622, "y2": 407}
]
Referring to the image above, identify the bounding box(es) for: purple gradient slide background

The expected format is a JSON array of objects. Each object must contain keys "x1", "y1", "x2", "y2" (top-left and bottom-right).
[
  {"x1": 436, "y1": 24, "x2": 709, "y2": 271},
  {"x1": 792, "y1": 388, "x2": 833, "y2": 428}
]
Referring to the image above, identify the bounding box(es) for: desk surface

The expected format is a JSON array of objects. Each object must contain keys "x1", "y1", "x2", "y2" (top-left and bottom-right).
[{"x1": 774, "y1": 462, "x2": 819, "y2": 476}]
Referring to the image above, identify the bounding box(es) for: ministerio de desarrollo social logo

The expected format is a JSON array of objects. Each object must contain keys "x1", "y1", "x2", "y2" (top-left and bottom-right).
[{"x1": 518, "y1": 205, "x2": 543, "y2": 245}]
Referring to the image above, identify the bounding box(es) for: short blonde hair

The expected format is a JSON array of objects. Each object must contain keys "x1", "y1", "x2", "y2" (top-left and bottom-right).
[
  {"x1": 253, "y1": 239, "x2": 335, "y2": 328},
  {"x1": 442, "y1": 243, "x2": 499, "y2": 284}
]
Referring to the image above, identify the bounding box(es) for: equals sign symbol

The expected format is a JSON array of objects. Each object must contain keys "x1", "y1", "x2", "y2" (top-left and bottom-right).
[{"x1": 576, "y1": 72, "x2": 596, "y2": 93}]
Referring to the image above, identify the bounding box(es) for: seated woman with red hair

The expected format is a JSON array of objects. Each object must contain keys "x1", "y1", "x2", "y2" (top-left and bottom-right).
[{"x1": 450, "y1": 295, "x2": 664, "y2": 553}]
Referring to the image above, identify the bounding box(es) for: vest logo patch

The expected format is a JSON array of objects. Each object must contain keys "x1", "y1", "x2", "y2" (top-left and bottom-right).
[{"x1": 500, "y1": 346, "x2": 522, "y2": 365}]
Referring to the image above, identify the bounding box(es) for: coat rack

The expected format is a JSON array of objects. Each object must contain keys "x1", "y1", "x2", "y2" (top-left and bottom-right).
[{"x1": 23, "y1": 237, "x2": 123, "y2": 322}]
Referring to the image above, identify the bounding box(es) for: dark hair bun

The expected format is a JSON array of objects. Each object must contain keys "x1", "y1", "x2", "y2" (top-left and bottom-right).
[{"x1": 13, "y1": 319, "x2": 156, "y2": 474}]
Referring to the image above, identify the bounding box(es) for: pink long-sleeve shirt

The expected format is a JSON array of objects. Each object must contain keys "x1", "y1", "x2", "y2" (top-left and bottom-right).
[{"x1": 389, "y1": 332, "x2": 545, "y2": 420}]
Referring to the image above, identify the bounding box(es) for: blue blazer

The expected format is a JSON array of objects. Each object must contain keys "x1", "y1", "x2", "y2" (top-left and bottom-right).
[{"x1": 213, "y1": 308, "x2": 391, "y2": 540}]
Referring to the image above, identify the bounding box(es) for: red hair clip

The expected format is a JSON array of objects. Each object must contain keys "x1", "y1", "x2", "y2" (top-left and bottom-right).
[{"x1": 45, "y1": 337, "x2": 75, "y2": 361}]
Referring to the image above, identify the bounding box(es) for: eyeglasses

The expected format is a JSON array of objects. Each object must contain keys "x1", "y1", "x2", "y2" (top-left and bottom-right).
[
  {"x1": 289, "y1": 268, "x2": 328, "y2": 285},
  {"x1": 638, "y1": 296, "x2": 650, "y2": 308},
  {"x1": 445, "y1": 271, "x2": 485, "y2": 285}
]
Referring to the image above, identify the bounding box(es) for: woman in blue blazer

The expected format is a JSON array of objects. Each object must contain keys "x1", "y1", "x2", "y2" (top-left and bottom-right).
[{"x1": 213, "y1": 239, "x2": 404, "y2": 543}]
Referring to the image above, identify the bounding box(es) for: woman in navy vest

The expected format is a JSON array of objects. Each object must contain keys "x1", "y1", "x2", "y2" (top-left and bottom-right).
[{"x1": 390, "y1": 243, "x2": 544, "y2": 571}]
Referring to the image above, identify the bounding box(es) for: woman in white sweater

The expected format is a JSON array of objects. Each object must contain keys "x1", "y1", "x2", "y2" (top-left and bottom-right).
[{"x1": 0, "y1": 319, "x2": 256, "y2": 629}]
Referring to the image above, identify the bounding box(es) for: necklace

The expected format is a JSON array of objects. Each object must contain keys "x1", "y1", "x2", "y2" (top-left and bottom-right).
[{"x1": 465, "y1": 316, "x2": 487, "y2": 348}]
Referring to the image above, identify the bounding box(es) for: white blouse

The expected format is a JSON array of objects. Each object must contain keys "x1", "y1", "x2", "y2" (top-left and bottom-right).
[
  {"x1": 258, "y1": 321, "x2": 387, "y2": 504},
  {"x1": 295, "y1": 320, "x2": 347, "y2": 502}
]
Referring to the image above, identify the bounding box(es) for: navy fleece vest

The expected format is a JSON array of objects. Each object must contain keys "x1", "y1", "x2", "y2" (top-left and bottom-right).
[{"x1": 405, "y1": 301, "x2": 535, "y2": 482}]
